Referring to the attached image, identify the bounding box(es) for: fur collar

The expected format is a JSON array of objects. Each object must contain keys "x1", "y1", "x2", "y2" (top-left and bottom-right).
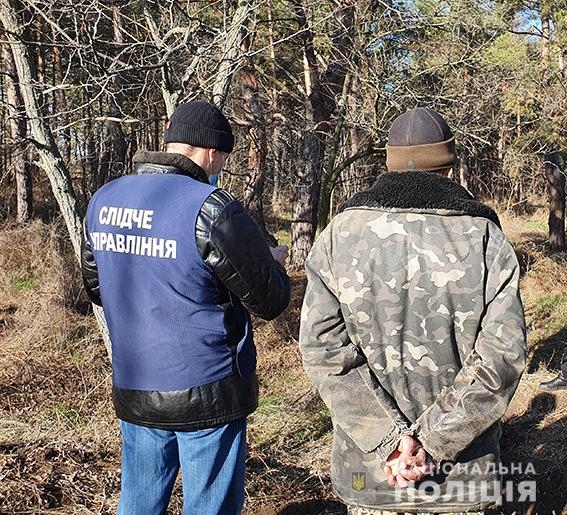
[
  {"x1": 132, "y1": 150, "x2": 208, "y2": 184},
  {"x1": 340, "y1": 171, "x2": 500, "y2": 228}
]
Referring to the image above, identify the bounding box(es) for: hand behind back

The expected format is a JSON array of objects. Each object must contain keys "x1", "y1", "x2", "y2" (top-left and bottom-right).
[{"x1": 384, "y1": 435, "x2": 435, "y2": 488}]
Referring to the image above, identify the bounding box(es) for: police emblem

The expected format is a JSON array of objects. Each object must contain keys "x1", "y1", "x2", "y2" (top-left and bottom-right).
[{"x1": 352, "y1": 472, "x2": 366, "y2": 491}]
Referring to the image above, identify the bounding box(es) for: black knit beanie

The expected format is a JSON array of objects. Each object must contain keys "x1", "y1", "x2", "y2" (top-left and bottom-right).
[
  {"x1": 386, "y1": 107, "x2": 456, "y2": 172},
  {"x1": 164, "y1": 100, "x2": 234, "y2": 153}
]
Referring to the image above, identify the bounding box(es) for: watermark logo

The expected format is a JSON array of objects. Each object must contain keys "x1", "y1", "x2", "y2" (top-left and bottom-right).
[
  {"x1": 352, "y1": 472, "x2": 366, "y2": 491},
  {"x1": 349, "y1": 461, "x2": 538, "y2": 505},
  {"x1": 392, "y1": 479, "x2": 537, "y2": 505}
]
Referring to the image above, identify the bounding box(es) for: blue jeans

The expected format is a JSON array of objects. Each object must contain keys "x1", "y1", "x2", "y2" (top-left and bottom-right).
[{"x1": 117, "y1": 418, "x2": 246, "y2": 515}]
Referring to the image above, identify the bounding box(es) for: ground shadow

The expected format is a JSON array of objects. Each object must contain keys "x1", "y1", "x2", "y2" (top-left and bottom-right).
[
  {"x1": 495, "y1": 392, "x2": 567, "y2": 515},
  {"x1": 526, "y1": 327, "x2": 567, "y2": 374},
  {"x1": 245, "y1": 451, "x2": 344, "y2": 515},
  {"x1": 278, "y1": 500, "x2": 346, "y2": 515},
  {"x1": 512, "y1": 232, "x2": 567, "y2": 280},
  {"x1": 512, "y1": 234, "x2": 547, "y2": 279}
]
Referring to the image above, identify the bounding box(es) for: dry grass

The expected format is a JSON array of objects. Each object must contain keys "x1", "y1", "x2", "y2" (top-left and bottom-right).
[
  {"x1": 0, "y1": 210, "x2": 566, "y2": 514},
  {"x1": 0, "y1": 220, "x2": 119, "y2": 513}
]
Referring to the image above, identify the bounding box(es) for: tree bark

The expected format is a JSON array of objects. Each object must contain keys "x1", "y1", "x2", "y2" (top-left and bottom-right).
[
  {"x1": 545, "y1": 153, "x2": 566, "y2": 252},
  {"x1": 290, "y1": 126, "x2": 325, "y2": 268},
  {"x1": 2, "y1": 38, "x2": 32, "y2": 224},
  {"x1": 212, "y1": 0, "x2": 253, "y2": 109},
  {"x1": 289, "y1": 0, "x2": 327, "y2": 268},
  {"x1": 0, "y1": 0, "x2": 82, "y2": 256},
  {"x1": 541, "y1": 10, "x2": 552, "y2": 87},
  {"x1": 241, "y1": 41, "x2": 269, "y2": 239},
  {"x1": 99, "y1": 4, "x2": 128, "y2": 185},
  {"x1": 268, "y1": 0, "x2": 284, "y2": 215},
  {"x1": 540, "y1": 4, "x2": 565, "y2": 251},
  {"x1": 0, "y1": 0, "x2": 112, "y2": 357},
  {"x1": 271, "y1": 123, "x2": 286, "y2": 215},
  {"x1": 51, "y1": 31, "x2": 71, "y2": 162},
  {"x1": 86, "y1": 98, "x2": 100, "y2": 194},
  {"x1": 318, "y1": 72, "x2": 353, "y2": 232},
  {"x1": 290, "y1": 0, "x2": 355, "y2": 265}
]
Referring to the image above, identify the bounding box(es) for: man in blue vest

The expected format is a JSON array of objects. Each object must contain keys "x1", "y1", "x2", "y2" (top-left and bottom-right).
[{"x1": 81, "y1": 100, "x2": 291, "y2": 514}]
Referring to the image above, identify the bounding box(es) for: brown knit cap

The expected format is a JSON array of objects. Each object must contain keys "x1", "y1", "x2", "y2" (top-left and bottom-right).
[{"x1": 386, "y1": 107, "x2": 456, "y2": 172}]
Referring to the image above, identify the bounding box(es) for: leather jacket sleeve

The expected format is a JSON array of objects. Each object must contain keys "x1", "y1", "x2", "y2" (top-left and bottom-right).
[
  {"x1": 80, "y1": 218, "x2": 103, "y2": 306},
  {"x1": 196, "y1": 189, "x2": 291, "y2": 320}
]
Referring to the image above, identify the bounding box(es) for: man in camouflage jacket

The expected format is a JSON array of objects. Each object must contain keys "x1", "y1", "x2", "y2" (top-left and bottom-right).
[{"x1": 299, "y1": 108, "x2": 527, "y2": 514}]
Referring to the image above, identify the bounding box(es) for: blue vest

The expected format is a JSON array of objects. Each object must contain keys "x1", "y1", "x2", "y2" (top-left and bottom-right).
[{"x1": 86, "y1": 173, "x2": 256, "y2": 391}]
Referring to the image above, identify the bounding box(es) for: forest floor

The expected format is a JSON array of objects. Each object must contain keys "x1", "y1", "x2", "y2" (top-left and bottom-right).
[{"x1": 0, "y1": 204, "x2": 566, "y2": 515}]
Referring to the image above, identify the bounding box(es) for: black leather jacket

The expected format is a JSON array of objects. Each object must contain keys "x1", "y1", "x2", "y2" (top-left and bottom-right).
[{"x1": 81, "y1": 150, "x2": 291, "y2": 430}]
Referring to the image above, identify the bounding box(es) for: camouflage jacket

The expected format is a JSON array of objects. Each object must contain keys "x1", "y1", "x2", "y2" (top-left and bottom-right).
[{"x1": 299, "y1": 172, "x2": 527, "y2": 513}]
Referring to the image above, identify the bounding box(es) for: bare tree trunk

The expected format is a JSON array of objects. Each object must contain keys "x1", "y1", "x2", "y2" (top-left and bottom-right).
[
  {"x1": 0, "y1": 1, "x2": 82, "y2": 254},
  {"x1": 99, "y1": 4, "x2": 128, "y2": 185},
  {"x1": 318, "y1": 73, "x2": 352, "y2": 231},
  {"x1": 0, "y1": 0, "x2": 112, "y2": 357},
  {"x1": 142, "y1": 4, "x2": 195, "y2": 117},
  {"x1": 290, "y1": 0, "x2": 355, "y2": 263},
  {"x1": 87, "y1": 112, "x2": 100, "y2": 193},
  {"x1": 211, "y1": 0, "x2": 252, "y2": 109},
  {"x1": 2, "y1": 38, "x2": 32, "y2": 224},
  {"x1": 540, "y1": 6, "x2": 565, "y2": 251},
  {"x1": 541, "y1": 11, "x2": 552, "y2": 87},
  {"x1": 291, "y1": 129, "x2": 325, "y2": 269},
  {"x1": 546, "y1": 153, "x2": 566, "y2": 252},
  {"x1": 268, "y1": 0, "x2": 284, "y2": 215},
  {"x1": 271, "y1": 124, "x2": 285, "y2": 215},
  {"x1": 342, "y1": 80, "x2": 379, "y2": 200},
  {"x1": 289, "y1": 0, "x2": 327, "y2": 268},
  {"x1": 51, "y1": 27, "x2": 70, "y2": 162},
  {"x1": 241, "y1": 43, "x2": 269, "y2": 237}
]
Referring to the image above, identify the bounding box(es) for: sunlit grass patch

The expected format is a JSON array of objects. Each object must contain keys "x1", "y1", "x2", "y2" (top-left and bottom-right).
[
  {"x1": 521, "y1": 219, "x2": 547, "y2": 235},
  {"x1": 11, "y1": 275, "x2": 40, "y2": 292},
  {"x1": 526, "y1": 294, "x2": 567, "y2": 332}
]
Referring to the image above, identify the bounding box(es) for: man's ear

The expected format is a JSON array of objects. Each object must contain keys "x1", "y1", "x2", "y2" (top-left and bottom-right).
[{"x1": 210, "y1": 148, "x2": 218, "y2": 160}]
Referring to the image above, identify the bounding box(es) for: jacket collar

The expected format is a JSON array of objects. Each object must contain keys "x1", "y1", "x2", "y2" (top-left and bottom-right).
[
  {"x1": 340, "y1": 171, "x2": 501, "y2": 228},
  {"x1": 132, "y1": 150, "x2": 209, "y2": 184}
]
